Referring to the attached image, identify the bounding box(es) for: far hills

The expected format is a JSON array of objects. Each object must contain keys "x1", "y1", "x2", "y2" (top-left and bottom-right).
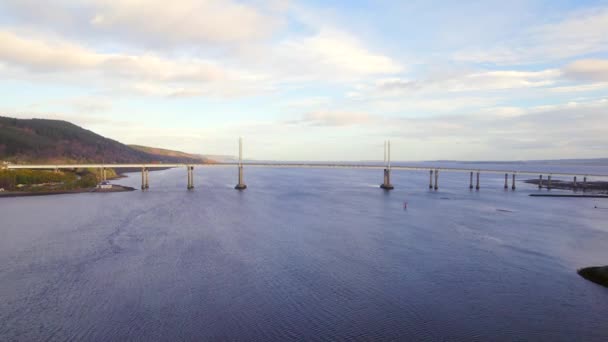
[{"x1": 0, "y1": 116, "x2": 212, "y2": 164}]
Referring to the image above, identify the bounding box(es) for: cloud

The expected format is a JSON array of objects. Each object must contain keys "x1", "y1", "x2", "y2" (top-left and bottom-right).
[
  {"x1": 286, "y1": 98, "x2": 608, "y2": 156},
  {"x1": 0, "y1": 0, "x2": 283, "y2": 47},
  {"x1": 0, "y1": 30, "x2": 268, "y2": 97},
  {"x1": 563, "y1": 59, "x2": 608, "y2": 82},
  {"x1": 0, "y1": 30, "x2": 101, "y2": 71},
  {"x1": 69, "y1": 97, "x2": 112, "y2": 113},
  {"x1": 289, "y1": 111, "x2": 373, "y2": 126},
  {"x1": 0, "y1": 2, "x2": 402, "y2": 94},
  {"x1": 386, "y1": 98, "x2": 608, "y2": 147},
  {"x1": 274, "y1": 29, "x2": 403, "y2": 80},
  {"x1": 374, "y1": 69, "x2": 560, "y2": 94},
  {"x1": 454, "y1": 8, "x2": 608, "y2": 64},
  {"x1": 0, "y1": 30, "x2": 231, "y2": 81},
  {"x1": 346, "y1": 69, "x2": 561, "y2": 105}
]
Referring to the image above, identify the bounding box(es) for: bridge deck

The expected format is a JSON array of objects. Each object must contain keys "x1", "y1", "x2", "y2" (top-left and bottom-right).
[{"x1": 4, "y1": 163, "x2": 608, "y2": 177}]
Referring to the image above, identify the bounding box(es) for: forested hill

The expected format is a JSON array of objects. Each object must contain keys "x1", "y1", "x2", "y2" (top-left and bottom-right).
[{"x1": 0, "y1": 116, "x2": 211, "y2": 164}]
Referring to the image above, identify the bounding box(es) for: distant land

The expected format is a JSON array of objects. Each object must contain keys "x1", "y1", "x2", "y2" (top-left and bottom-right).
[
  {"x1": 1, "y1": 116, "x2": 606, "y2": 166},
  {"x1": 429, "y1": 159, "x2": 608, "y2": 166},
  {"x1": 0, "y1": 116, "x2": 213, "y2": 164}
]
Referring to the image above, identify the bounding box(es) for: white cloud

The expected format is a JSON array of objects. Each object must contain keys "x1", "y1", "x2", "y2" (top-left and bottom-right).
[
  {"x1": 89, "y1": 0, "x2": 282, "y2": 45},
  {"x1": 0, "y1": 30, "x2": 268, "y2": 97},
  {"x1": 1, "y1": 0, "x2": 283, "y2": 47},
  {"x1": 563, "y1": 59, "x2": 608, "y2": 82},
  {"x1": 454, "y1": 8, "x2": 608, "y2": 64},
  {"x1": 273, "y1": 29, "x2": 403, "y2": 80},
  {"x1": 350, "y1": 69, "x2": 561, "y2": 101},
  {"x1": 290, "y1": 111, "x2": 373, "y2": 126},
  {"x1": 0, "y1": 2, "x2": 403, "y2": 93},
  {"x1": 0, "y1": 30, "x2": 233, "y2": 81},
  {"x1": 0, "y1": 30, "x2": 101, "y2": 71}
]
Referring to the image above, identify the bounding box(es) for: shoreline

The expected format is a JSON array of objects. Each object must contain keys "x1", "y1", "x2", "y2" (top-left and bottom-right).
[
  {"x1": 0, "y1": 184, "x2": 135, "y2": 198},
  {"x1": 578, "y1": 266, "x2": 608, "y2": 288}
]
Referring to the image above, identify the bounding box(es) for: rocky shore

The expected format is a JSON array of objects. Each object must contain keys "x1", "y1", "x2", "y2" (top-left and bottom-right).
[{"x1": 578, "y1": 266, "x2": 608, "y2": 288}]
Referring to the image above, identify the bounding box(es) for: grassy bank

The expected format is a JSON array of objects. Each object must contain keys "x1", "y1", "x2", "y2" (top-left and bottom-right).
[{"x1": 0, "y1": 168, "x2": 118, "y2": 192}]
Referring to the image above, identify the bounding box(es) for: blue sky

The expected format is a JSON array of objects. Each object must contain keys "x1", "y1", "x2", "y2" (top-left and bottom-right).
[{"x1": 0, "y1": 0, "x2": 607, "y2": 161}]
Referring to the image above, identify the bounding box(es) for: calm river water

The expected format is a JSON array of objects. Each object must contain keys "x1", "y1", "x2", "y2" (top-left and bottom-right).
[{"x1": 1, "y1": 163, "x2": 607, "y2": 341}]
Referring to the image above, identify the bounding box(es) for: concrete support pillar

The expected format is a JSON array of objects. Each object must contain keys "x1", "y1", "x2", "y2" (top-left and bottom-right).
[
  {"x1": 141, "y1": 167, "x2": 145, "y2": 190},
  {"x1": 235, "y1": 137, "x2": 247, "y2": 190},
  {"x1": 102, "y1": 167, "x2": 107, "y2": 181},
  {"x1": 434, "y1": 169, "x2": 438, "y2": 190},
  {"x1": 547, "y1": 175, "x2": 552, "y2": 190},
  {"x1": 187, "y1": 166, "x2": 194, "y2": 190},
  {"x1": 512, "y1": 173, "x2": 516, "y2": 190},
  {"x1": 429, "y1": 170, "x2": 434, "y2": 189},
  {"x1": 469, "y1": 171, "x2": 473, "y2": 190},
  {"x1": 144, "y1": 168, "x2": 149, "y2": 189},
  {"x1": 573, "y1": 176, "x2": 577, "y2": 191},
  {"x1": 504, "y1": 173, "x2": 508, "y2": 189},
  {"x1": 539, "y1": 175, "x2": 543, "y2": 189},
  {"x1": 476, "y1": 171, "x2": 480, "y2": 190},
  {"x1": 235, "y1": 166, "x2": 247, "y2": 190},
  {"x1": 583, "y1": 176, "x2": 587, "y2": 192},
  {"x1": 380, "y1": 140, "x2": 393, "y2": 190},
  {"x1": 380, "y1": 168, "x2": 394, "y2": 190}
]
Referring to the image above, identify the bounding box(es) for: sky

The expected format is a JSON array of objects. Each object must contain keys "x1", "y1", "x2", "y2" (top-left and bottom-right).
[{"x1": 0, "y1": 0, "x2": 607, "y2": 161}]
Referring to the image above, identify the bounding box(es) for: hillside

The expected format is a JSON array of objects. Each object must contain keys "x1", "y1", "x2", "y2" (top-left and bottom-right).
[{"x1": 0, "y1": 116, "x2": 210, "y2": 164}]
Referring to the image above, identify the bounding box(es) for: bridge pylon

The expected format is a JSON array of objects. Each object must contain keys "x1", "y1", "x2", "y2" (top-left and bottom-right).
[
  {"x1": 380, "y1": 140, "x2": 394, "y2": 190},
  {"x1": 235, "y1": 137, "x2": 247, "y2": 190}
]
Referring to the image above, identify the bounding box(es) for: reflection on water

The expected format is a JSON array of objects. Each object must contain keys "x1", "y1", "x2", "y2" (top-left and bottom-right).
[{"x1": 1, "y1": 163, "x2": 607, "y2": 341}]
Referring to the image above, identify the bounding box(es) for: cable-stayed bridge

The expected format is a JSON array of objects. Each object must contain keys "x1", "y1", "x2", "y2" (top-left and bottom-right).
[{"x1": 2, "y1": 139, "x2": 606, "y2": 191}]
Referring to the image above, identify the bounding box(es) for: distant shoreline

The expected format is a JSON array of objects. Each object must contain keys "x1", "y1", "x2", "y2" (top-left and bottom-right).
[
  {"x1": 530, "y1": 194, "x2": 608, "y2": 198},
  {"x1": 524, "y1": 179, "x2": 608, "y2": 193}
]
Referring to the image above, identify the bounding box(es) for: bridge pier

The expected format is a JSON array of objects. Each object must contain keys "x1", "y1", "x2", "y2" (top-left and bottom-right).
[
  {"x1": 547, "y1": 175, "x2": 552, "y2": 190},
  {"x1": 583, "y1": 176, "x2": 587, "y2": 191},
  {"x1": 476, "y1": 171, "x2": 480, "y2": 190},
  {"x1": 512, "y1": 173, "x2": 516, "y2": 190},
  {"x1": 434, "y1": 169, "x2": 438, "y2": 190},
  {"x1": 235, "y1": 137, "x2": 247, "y2": 190},
  {"x1": 380, "y1": 140, "x2": 393, "y2": 190},
  {"x1": 429, "y1": 170, "x2": 434, "y2": 189},
  {"x1": 187, "y1": 166, "x2": 194, "y2": 190},
  {"x1": 573, "y1": 176, "x2": 577, "y2": 191},
  {"x1": 380, "y1": 168, "x2": 394, "y2": 190},
  {"x1": 538, "y1": 175, "x2": 543, "y2": 189},
  {"x1": 504, "y1": 173, "x2": 508, "y2": 190},
  {"x1": 235, "y1": 165, "x2": 247, "y2": 190},
  {"x1": 469, "y1": 171, "x2": 473, "y2": 190},
  {"x1": 141, "y1": 167, "x2": 149, "y2": 190}
]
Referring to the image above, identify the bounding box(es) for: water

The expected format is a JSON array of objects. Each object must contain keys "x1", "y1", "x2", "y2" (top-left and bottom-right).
[{"x1": 1, "y1": 164, "x2": 607, "y2": 341}]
